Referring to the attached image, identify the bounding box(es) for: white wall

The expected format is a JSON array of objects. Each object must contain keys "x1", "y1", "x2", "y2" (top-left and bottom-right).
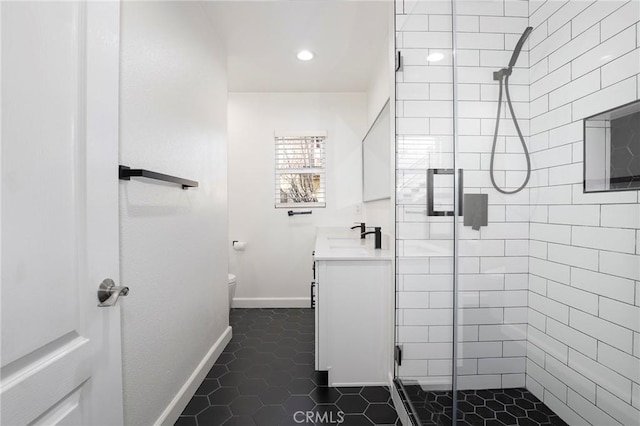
[
  {"x1": 526, "y1": 2, "x2": 640, "y2": 424},
  {"x1": 119, "y1": 3, "x2": 229, "y2": 425},
  {"x1": 367, "y1": 46, "x2": 392, "y2": 126},
  {"x1": 228, "y1": 93, "x2": 368, "y2": 306}
]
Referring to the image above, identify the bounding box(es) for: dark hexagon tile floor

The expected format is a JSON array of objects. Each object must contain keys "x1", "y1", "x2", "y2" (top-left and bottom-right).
[
  {"x1": 176, "y1": 308, "x2": 400, "y2": 426},
  {"x1": 402, "y1": 385, "x2": 568, "y2": 426}
]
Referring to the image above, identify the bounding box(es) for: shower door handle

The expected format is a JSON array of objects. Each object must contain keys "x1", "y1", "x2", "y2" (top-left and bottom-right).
[{"x1": 427, "y1": 169, "x2": 464, "y2": 216}]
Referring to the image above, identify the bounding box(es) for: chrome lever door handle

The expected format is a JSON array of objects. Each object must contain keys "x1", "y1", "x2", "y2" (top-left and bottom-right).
[{"x1": 97, "y1": 278, "x2": 130, "y2": 307}]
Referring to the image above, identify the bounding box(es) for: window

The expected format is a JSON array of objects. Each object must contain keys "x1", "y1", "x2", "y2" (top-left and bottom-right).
[{"x1": 274, "y1": 132, "x2": 326, "y2": 208}]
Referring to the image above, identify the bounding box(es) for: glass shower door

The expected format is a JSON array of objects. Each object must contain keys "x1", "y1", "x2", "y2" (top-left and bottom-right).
[
  {"x1": 449, "y1": 1, "x2": 640, "y2": 425},
  {"x1": 397, "y1": 1, "x2": 640, "y2": 425},
  {"x1": 394, "y1": 0, "x2": 459, "y2": 423},
  {"x1": 450, "y1": 0, "x2": 532, "y2": 423},
  {"x1": 394, "y1": 0, "x2": 527, "y2": 423}
]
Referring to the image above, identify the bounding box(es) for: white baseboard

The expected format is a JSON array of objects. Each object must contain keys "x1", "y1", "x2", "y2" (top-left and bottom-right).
[
  {"x1": 155, "y1": 326, "x2": 233, "y2": 426},
  {"x1": 232, "y1": 297, "x2": 310, "y2": 308}
]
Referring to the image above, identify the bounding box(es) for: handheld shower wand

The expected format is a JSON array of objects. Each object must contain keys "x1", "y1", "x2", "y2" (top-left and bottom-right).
[
  {"x1": 508, "y1": 26, "x2": 533, "y2": 67},
  {"x1": 489, "y1": 26, "x2": 533, "y2": 194}
]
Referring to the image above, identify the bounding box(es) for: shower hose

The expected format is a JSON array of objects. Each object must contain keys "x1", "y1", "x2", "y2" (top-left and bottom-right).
[{"x1": 489, "y1": 70, "x2": 531, "y2": 194}]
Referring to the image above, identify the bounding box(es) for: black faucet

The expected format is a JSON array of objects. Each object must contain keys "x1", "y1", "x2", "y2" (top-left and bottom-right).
[
  {"x1": 350, "y1": 222, "x2": 366, "y2": 239},
  {"x1": 361, "y1": 227, "x2": 382, "y2": 249}
]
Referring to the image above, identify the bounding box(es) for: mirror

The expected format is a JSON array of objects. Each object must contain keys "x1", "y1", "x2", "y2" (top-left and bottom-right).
[{"x1": 363, "y1": 99, "x2": 391, "y2": 202}]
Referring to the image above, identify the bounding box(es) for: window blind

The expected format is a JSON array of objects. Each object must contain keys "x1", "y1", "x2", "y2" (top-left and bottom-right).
[{"x1": 274, "y1": 133, "x2": 326, "y2": 208}]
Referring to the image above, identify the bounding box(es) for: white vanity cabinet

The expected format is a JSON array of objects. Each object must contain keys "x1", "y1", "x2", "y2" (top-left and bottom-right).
[{"x1": 314, "y1": 229, "x2": 393, "y2": 387}]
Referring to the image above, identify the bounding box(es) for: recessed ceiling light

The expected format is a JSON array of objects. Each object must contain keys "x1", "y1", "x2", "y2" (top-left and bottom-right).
[
  {"x1": 297, "y1": 50, "x2": 314, "y2": 61},
  {"x1": 427, "y1": 52, "x2": 444, "y2": 62}
]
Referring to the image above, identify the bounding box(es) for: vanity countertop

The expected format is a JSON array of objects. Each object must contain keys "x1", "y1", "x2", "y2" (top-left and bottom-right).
[{"x1": 313, "y1": 227, "x2": 393, "y2": 261}]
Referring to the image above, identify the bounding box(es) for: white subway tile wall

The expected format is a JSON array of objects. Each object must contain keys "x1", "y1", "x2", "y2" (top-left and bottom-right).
[
  {"x1": 395, "y1": 0, "x2": 640, "y2": 424},
  {"x1": 527, "y1": 1, "x2": 640, "y2": 424}
]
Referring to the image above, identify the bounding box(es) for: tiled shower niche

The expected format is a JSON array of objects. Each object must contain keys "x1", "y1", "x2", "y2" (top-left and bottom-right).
[{"x1": 584, "y1": 100, "x2": 640, "y2": 192}]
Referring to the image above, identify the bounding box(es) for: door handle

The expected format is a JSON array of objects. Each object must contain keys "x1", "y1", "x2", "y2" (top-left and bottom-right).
[
  {"x1": 427, "y1": 169, "x2": 464, "y2": 216},
  {"x1": 97, "y1": 278, "x2": 129, "y2": 307}
]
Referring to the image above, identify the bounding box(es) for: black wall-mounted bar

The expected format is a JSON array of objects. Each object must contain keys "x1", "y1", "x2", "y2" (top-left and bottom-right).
[
  {"x1": 288, "y1": 210, "x2": 312, "y2": 216},
  {"x1": 119, "y1": 165, "x2": 198, "y2": 190}
]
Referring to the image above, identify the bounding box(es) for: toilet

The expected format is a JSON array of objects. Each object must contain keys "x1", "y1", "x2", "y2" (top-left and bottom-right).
[{"x1": 228, "y1": 273, "x2": 237, "y2": 309}]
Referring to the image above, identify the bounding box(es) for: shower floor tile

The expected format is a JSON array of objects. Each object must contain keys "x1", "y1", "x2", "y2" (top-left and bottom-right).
[
  {"x1": 402, "y1": 385, "x2": 568, "y2": 426},
  {"x1": 176, "y1": 308, "x2": 401, "y2": 426}
]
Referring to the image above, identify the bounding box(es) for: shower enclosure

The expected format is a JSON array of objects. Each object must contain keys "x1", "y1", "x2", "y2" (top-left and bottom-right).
[{"x1": 394, "y1": 0, "x2": 640, "y2": 425}]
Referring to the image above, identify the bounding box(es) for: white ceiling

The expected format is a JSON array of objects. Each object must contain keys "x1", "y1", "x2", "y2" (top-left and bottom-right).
[{"x1": 203, "y1": 1, "x2": 391, "y2": 92}]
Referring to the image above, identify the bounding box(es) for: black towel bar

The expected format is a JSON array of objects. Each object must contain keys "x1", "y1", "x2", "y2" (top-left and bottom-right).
[
  {"x1": 288, "y1": 210, "x2": 312, "y2": 216},
  {"x1": 119, "y1": 165, "x2": 198, "y2": 189}
]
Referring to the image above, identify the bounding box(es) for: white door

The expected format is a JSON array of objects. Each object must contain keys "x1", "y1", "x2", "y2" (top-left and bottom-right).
[{"x1": 1, "y1": 2, "x2": 124, "y2": 425}]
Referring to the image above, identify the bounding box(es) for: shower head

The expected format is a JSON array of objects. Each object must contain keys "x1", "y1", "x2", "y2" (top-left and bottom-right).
[
  {"x1": 508, "y1": 26, "x2": 533, "y2": 68},
  {"x1": 491, "y1": 26, "x2": 534, "y2": 195}
]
